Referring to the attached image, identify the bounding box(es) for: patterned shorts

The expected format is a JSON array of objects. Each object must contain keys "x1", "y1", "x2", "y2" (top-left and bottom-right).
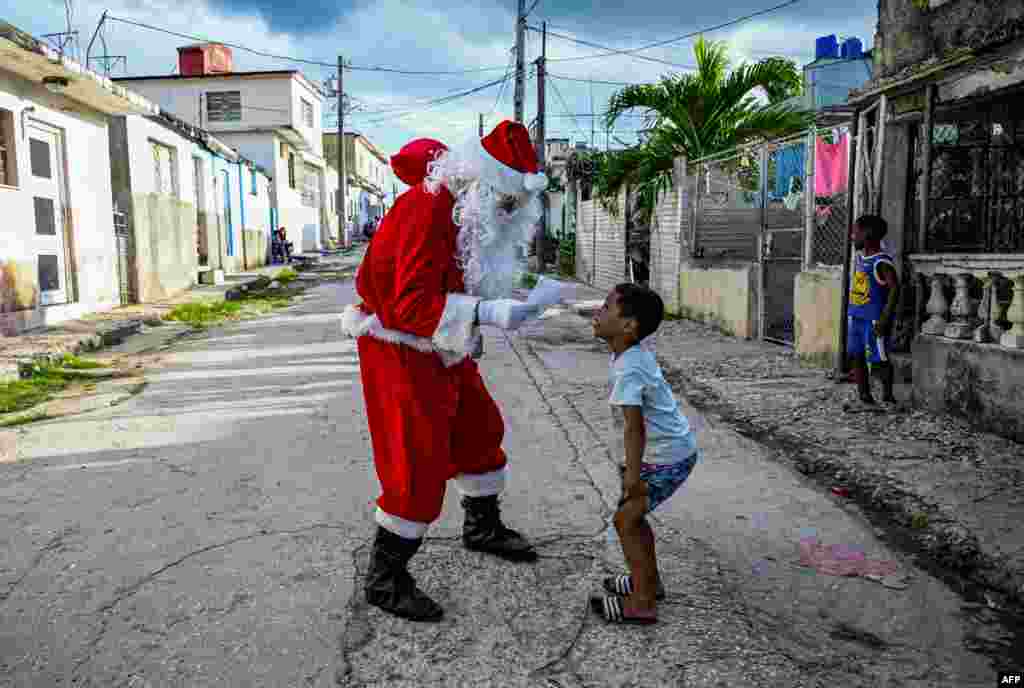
[{"x1": 619, "y1": 451, "x2": 699, "y2": 513}]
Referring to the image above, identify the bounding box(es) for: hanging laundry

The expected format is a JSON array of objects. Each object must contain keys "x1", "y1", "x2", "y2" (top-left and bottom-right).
[
  {"x1": 774, "y1": 144, "x2": 806, "y2": 199},
  {"x1": 815, "y1": 134, "x2": 849, "y2": 196}
]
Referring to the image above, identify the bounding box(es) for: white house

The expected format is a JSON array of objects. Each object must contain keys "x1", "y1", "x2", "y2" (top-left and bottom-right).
[
  {"x1": 0, "y1": 20, "x2": 159, "y2": 334},
  {"x1": 114, "y1": 44, "x2": 337, "y2": 253},
  {"x1": 108, "y1": 110, "x2": 273, "y2": 302},
  {"x1": 324, "y1": 131, "x2": 390, "y2": 239}
]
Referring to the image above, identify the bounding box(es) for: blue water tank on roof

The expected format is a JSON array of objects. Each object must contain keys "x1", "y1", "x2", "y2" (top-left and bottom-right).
[
  {"x1": 815, "y1": 35, "x2": 839, "y2": 60},
  {"x1": 841, "y1": 37, "x2": 863, "y2": 60}
]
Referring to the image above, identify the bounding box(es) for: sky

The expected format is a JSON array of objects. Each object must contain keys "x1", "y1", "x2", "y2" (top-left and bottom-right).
[{"x1": 7, "y1": 0, "x2": 878, "y2": 185}]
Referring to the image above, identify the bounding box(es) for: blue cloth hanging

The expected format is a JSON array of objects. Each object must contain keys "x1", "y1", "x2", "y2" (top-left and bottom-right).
[{"x1": 773, "y1": 144, "x2": 806, "y2": 200}]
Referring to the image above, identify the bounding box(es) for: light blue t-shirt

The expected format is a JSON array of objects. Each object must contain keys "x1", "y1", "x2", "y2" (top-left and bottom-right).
[{"x1": 608, "y1": 344, "x2": 698, "y2": 465}]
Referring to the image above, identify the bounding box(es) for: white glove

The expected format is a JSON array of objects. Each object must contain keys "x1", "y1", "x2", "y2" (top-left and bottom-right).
[{"x1": 476, "y1": 299, "x2": 541, "y2": 331}]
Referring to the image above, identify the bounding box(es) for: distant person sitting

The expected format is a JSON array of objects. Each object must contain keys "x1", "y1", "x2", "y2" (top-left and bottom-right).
[{"x1": 276, "y1": 228, "x2": 293, "y2": 263}]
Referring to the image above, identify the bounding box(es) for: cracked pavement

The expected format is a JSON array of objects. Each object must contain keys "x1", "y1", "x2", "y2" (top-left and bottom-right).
[{"x1": 0, "y1": 275, "x2": 1012, "y2": 686}]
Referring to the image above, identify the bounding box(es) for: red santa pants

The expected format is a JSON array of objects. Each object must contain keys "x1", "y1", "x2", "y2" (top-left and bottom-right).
[{"x1": 357, "y1": 336, "x2": 507, "y2": 538}]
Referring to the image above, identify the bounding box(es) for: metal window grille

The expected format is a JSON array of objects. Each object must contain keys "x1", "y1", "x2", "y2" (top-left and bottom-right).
[
  {"x1": 206, "y1": 91, "x2": 241, "y2": 123},
  {"x1": 926, "y1": 93, "x2": 1024, "y2": 253}
]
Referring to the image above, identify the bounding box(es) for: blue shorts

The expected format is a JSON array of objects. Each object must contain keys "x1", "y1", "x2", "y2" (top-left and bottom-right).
[
  {"x1": 847, "y1": 316, "x2": 890, "y2": 365},
  {"x1": 623, "y1": 451, "x2": 698, "y2": 513}
]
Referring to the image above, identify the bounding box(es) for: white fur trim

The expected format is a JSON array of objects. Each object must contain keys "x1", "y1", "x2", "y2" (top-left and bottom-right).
[
  {"x1": 432, "y1": 293, "x2": 481, "y2": 356},
  {"x1": 523, "y1": 173, "x2": 547, "y2": 192},
  {"x1": 455, "y1": 465, "x2": 508, "y2": 497},
  {"x1": 376, "y1": 507, "x2": 430, "y2": 539},
  {"x1": 341, "y1": 304, "x2": 471, "y2": 368}
]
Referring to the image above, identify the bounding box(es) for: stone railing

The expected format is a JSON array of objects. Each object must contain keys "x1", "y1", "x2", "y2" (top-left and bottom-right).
[{"x1": 909, "y1": 254, "x2": 1024, "y2": 349}]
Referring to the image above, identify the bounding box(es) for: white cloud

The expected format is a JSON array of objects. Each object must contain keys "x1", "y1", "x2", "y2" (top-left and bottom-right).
[{"x1": 8, "y1": 0, "x2": 876, "y2": 156}]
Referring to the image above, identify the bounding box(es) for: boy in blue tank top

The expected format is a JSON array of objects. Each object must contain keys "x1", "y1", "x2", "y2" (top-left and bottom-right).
[{"x1": 847, "y1": 214, "x2": 901, "y2": 410}]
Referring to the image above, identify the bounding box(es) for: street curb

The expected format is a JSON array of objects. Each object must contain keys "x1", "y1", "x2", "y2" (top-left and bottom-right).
[
  {"x1": 658, "y1": 360, "x2": 1024, "y2": 614},
  {"x1": 225, "y1": 275, "x2": 272, "y2": 301}
]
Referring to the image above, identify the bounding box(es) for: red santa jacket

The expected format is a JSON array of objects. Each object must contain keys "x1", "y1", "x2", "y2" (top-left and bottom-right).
[{"x1": 341, "y1": 183, "x2": 481, "y2": 366}]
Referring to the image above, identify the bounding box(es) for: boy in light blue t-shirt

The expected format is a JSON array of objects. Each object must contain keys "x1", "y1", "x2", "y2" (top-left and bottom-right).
[{"x1": 590, "y1": 283, "x2": 699, "y2": 625}]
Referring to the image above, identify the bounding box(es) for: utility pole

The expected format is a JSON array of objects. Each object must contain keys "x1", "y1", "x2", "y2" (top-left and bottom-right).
[
  {"x1": 513, "y1": 0, "x2": 526, "y2": 123},
  {"x1": 534, "y1": 21, "x2": 547, "y2": 273},
  {"x1": 479, "y1": 113, "x2": 484, "y2": 137},
  {"x1": 337, "y1": 56, "x2": 347, "y2": 249}
]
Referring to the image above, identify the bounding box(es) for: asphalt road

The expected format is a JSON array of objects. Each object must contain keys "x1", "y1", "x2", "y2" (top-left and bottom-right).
[{"x1": 0, "y1": 277, "x2": 1012, "y2": 687}]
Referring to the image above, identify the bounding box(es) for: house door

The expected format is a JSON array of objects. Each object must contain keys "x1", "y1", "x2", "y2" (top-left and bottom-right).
[{"x1": 27, "y1": 123, "x2": 68, "y2": 306}]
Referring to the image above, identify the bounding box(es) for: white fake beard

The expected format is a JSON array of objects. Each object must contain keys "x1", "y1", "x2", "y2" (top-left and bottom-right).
[{"x1": 453, "y1": 182, "x2": 542, "y2": 300}]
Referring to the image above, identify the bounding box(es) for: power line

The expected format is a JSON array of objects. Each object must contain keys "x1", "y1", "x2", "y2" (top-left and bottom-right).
[
  {"x1": 491, "y1": 49, "x2": 516, "y2": 116},
  {"x1": 547, "y1": 75, "x2": 588, "y2": 144},
  {"x1": 548, "y1": 72, "x2": 654, "y2": 87},
  {"x1": 532, "y1": 27, "x2": 695, "y2": 69},
  {"x1": 355, "y1": 74, "x2": 516, "y2": 125},
  {"x1": 528, "y1": 0, "x2": 800, "y2": 65},
  {"x1": 106, "y1": 15, "x2": 511, "y2": 75}
]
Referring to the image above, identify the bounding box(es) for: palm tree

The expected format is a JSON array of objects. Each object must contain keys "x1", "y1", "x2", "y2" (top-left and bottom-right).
[{"x1": 594, "y1": 36, "x2": 812, "y2": 221}]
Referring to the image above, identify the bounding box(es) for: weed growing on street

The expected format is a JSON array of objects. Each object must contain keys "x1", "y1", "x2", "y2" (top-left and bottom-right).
[
  {"x1": 274, "y1": 267, "x2": 299, "y2": 284},
  {"x1": 0, "y1": 356, "x2": 107, "y2": 416},
  {"x1": 520, "y1": 272, "x2": 539, "y2": 289},
  {"x1": 163, "y1": 290, "x2": 301, "y2": 329}
]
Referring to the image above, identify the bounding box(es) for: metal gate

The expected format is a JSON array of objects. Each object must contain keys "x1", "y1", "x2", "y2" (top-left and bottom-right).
[
  {"x1": 761, "y1": 137, "x2": 807, "y2": 345},
  {"x1": 113, "y1": 208, "x2": 135, "y2": 305}
]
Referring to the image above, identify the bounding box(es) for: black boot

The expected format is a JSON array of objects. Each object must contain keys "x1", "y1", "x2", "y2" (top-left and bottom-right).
[
  {"x1": 364, "y1": 527, "x2": 443, "y2": 622},
  {"x1": 461, "y1": 495, "x2": 537, "y2": 562}
]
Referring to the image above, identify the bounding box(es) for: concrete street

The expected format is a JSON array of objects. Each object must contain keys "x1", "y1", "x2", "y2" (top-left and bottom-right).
[{"x1": 0, "y1": 274, "x2": 1014, "y2": 687}]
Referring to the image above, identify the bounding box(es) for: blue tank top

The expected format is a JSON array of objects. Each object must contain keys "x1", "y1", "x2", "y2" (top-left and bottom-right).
[{"x1": 848, "y1": 252, "x2": 895, "y2": 321}]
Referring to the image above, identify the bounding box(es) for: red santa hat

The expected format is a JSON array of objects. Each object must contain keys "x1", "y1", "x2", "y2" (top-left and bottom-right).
[
  {"x1": 390, "y1": 138, "x2": 448, "y2": 187},
  {"x1": 479, "y1": 120, "x2": 548, "y2": 194}
]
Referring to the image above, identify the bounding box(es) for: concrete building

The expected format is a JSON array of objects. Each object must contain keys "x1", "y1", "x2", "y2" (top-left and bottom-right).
[
  {"x1": 324, "y1": 132, "x2": 389, "y2": 239},
  {"x1": 0, "y1": 20, "x2": 158, "y2": 334},
  {"x1": 107, "y1": 110, "x2": 273, "y2": 302},
  {"x1": 844, "y1": 0, "x2": 1024, "y2": 442},
  {"x1": 114, "y1": 45, "x2": 337, "y2": 253}
]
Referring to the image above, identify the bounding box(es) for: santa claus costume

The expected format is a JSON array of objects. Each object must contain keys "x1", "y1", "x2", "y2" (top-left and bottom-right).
[{"x1": 342, "y1": 121, "x2": 548, "y2": 622}]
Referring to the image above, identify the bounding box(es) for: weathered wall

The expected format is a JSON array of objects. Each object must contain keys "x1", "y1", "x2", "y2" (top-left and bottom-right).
[
  {"x1": 678, "y1": 265, "x2": 757, "y2": 339},
  {"x1": 874, "y1": 0, "x2": 1024, "y2": 80},
  {"x1": 576, "y1": 189, "x2": 627, "y2": 293},
  {"x1": 648, "y1": 157, "x2": 690, "y2": 315},
  {"x1": 243, "y1": 230, "x2": 268, "y2": 270},
  {"x1": 133, "y1": 194, "x2": 196, "y2": 302},
  {"x1": 913, "y1": 336, "x2": 1024, "y2": 443},
  {"x1": 794, "y1": 268, "x2": 843, "y2": 366}
]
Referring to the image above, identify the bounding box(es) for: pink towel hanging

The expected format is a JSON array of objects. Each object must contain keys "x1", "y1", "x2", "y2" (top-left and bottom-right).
[{"x1": 815, "y1": 135, "x2": 849, "y2": 196}]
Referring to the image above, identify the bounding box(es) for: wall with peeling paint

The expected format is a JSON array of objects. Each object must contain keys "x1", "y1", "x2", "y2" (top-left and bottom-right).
[
  {"x1": 913, "y1": 337, "x2": 1024, "y2": 443},
  {"x1": 874, "y1": 0, "x2": 1024, "y2": 80}
]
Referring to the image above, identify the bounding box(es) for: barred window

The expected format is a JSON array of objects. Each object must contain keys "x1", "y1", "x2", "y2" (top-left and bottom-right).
[
  {"x1": 301, "y1": 164, "x2": 319, "y2": 208},
  {"x1": 301, "y1": 98, "x2": 314, "y2": 128},
  {"x1": 151, "y1": 141, "x2": 178, "y2": 196},
  {"x1": 206, "y1": 91, "x2": 241, "y2": 123},
  {"x1": 927, "y1": 93, "x2": 1024, "y2": 253}
]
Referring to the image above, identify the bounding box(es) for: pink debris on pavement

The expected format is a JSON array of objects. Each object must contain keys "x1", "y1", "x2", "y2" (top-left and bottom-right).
[{"x1": 799, "y1": 538, "x2": 898, "y2": 578}]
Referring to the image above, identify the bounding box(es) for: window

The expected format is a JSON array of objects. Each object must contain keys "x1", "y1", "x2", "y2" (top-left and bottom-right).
[
  {"x1": 926, "y1": 93, "x2": 1024, "y2": 253},
  {"x1": 33, "y1": 197, "x2": 56, "y2": 235},
  {"x1": 250, "y1": 168, "x2": 257, "y2": 196},
  {"x1": 30, "y1": 139, "x2": 51, "y2": 179},
  {"x1": 301, "y1": 164, "x2": 318, "y2": 208},
  {"x1": 301, "y1": 98, "x2": 314, "y2": 128},
  {"x1": 288, "y1": 153, "x2": 296, "y2": 189},
  {"x1": 151, "y1": 141, "x2": 178, "y2": 196},
  {"x1": 206, "y1": 91, "x2": 241, "y2": 123},
  {"x1": 0, "y1": 109, "x2": 15, "y2": 187}
]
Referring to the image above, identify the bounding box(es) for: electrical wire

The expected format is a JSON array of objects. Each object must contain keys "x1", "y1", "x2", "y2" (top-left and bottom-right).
[
  {"x1": 356, "y1": 75, "x2": 513, "y2": 125},
  {"x1": 106, "y1": 15, "x2": 512, "y2": 75},
  {"x1": 548, "y1": 72, "x2": 654, "y2": 87},
  {"x1": 547, "y1": 75, "x2": 589, "y2": 144},
  {"x1": 531, "y1": 27, "x2": 694, "y2": 70},
  {"x1": 530, "y1": 0, "x2": 800, "y2": 65}
]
